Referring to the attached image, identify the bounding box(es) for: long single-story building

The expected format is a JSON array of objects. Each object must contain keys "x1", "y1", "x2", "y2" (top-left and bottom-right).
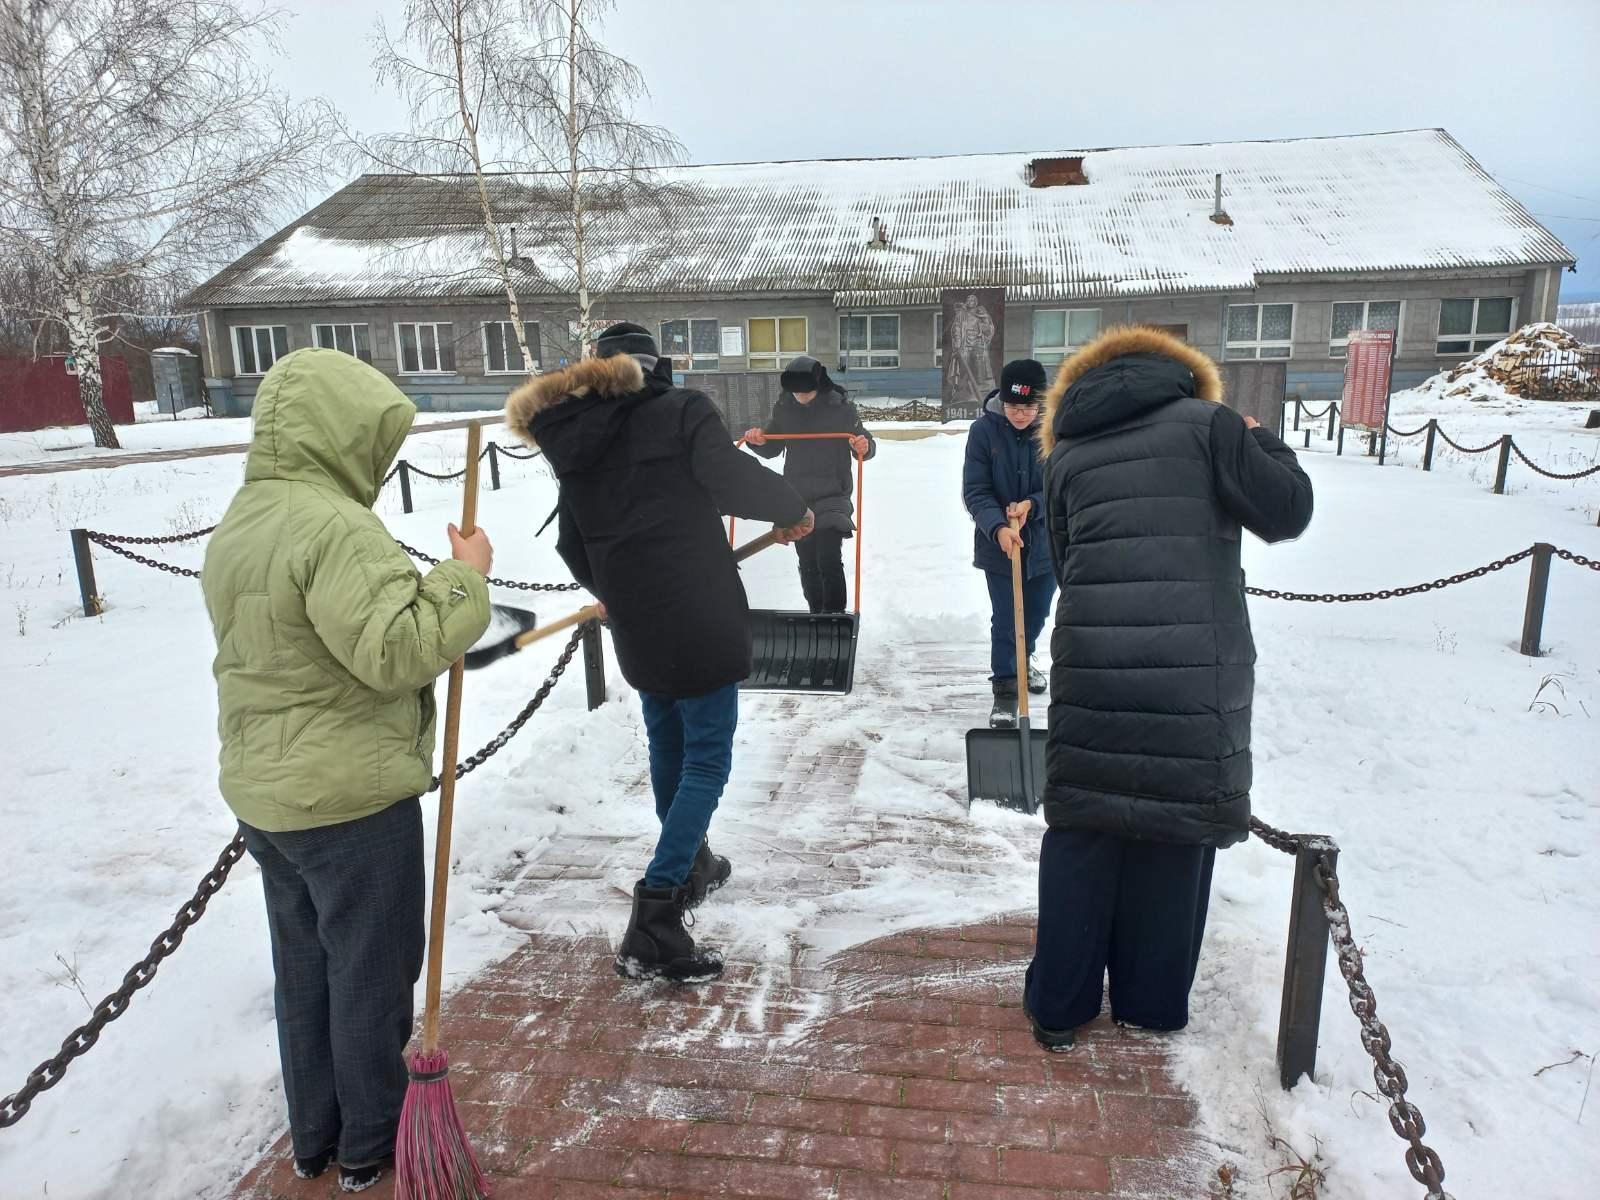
[{"x1": 188, "y1": 127, "x2": 1575, "y2": 413}]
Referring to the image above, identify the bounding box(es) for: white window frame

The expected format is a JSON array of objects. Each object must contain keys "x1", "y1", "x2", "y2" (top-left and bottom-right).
[
  {"x1": 393, "y1": 321, "x2": 456, "y2": 375},
  {"x1": 1435, "y1": 297, "x2": 1516, "y2": 357},
  {"x1": 659, "y1": 318, "x2": 720, "y2": 371},
  {"x1": 746, "y1": 315, "x2": 808, "y2": 372},
  {"x1": 231, "y1": 325, "x2": 289, "y2": 376},
  {"x1": 1032, "y1": 309, "x2": 1101, "y2": 366},
  {"x1": 1225, "y1": 303, "x2": 1296, "y2": 360},
  {"x1": 838, "y1": 313, "x2": 901, "y2": 369},
  {"x1": 481, "y1": 320, "x2": 541, "y2": 375},
  {"x1": 1329, "y1": 301, "x2": 1403, "y2": 358},
  {"x1": 312, "y1": 322, "x2": 372, "y2": 362}
]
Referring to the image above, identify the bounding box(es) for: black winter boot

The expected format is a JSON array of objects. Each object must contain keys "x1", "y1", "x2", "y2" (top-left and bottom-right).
[
  {"x1": 989, "y1": 678, "x2": 1019, "y2": 729},
  {"x1": 614, "y1": 881, "x2": 724, "y2": 983},
  {"x1": 685, "y1": 841, "x2": 732, "y2": 909}
]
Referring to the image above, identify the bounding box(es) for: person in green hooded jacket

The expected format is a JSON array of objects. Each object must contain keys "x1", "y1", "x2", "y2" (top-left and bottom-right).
[{"x1": 201, "y1": 348, "x2": 492, "y2": 1192}]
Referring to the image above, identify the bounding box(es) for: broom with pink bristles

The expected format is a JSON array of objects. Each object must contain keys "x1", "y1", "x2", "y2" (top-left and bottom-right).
[{"x1": 396, "y1": 422, "x2": 491, "y2": 1200}]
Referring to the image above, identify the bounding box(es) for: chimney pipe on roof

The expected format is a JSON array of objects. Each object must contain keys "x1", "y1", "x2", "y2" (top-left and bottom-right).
[
  {"x1": 1210, "y1": 173, "x2": 1233, "y2": 226},
  {"x1": 510, "y1": 225, "x2": 520, "y2": 260}
]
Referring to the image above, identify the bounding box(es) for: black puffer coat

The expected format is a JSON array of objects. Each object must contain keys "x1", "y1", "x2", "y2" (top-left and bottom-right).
[
  {"x1": 506, "y1": 354, "x2": 807, "y2": 699},
  {"x1": 1038, "y1": 327, "x2": 1313, "y2": 847},
  {"x1": 748, "y1": 364, "x2": 876, "y2": 536}
]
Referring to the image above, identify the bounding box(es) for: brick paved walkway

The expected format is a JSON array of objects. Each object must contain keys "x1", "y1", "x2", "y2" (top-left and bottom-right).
[{"x1": 232, "y1": 649, "x2": 1224, "y2": 1200}]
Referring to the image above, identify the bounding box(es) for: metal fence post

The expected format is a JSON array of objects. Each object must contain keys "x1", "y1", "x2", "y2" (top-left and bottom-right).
[
  {"x1": 581, "y1": 618, "x2": 607, "y2": 711},
  {"x1": 1493, "y1": 435, "x2": 1513, "y2": 495},
  {"x1": 1303, "y1": 429, "x2": 1311, "y2": 450},
  {"x1": 1335, "y1": 425, "x2": 1345, "y2": 456},
  {"x1": 1277, "y1": 837, "x2": 1337, "y2": 1090},
  {"x1": 1520, "y1": 542, "x2": 1555, "y2": 657},
  {"x1": 1422, "y1": 419, "x2": 1437, "y2": 471},
  {"x1": 1326, "y1": 405, "x2": 1336, "y2": 442},
  {"x1": 1292, "y1": 399, "x2": 1301, "y2": 432},
  {"x1": 398, "y1": 461, "x2": 414, "y2": 514},
  {"x1": 487, "y1": 442, "x2": 501, "y2": 492},
  {"x1": 70, "y1": 529, "x2": 103, "y2": 617}
]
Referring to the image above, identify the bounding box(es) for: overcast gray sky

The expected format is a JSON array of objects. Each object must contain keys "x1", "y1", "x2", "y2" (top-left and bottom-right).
[{"x1": 278, "y1": 0, "x2": 1600, "y2": 297}]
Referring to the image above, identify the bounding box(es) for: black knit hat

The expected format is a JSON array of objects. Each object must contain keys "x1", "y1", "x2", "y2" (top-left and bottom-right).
[
  {"x1": 593, "y1": 321, "x2": 658, "y2": 359},
  {"x1": 780, "y1": 355, "x2": 826, "y2": 393},
  {"x1": 999, "y1": 359, "x2": 1048, "y2": 404}
]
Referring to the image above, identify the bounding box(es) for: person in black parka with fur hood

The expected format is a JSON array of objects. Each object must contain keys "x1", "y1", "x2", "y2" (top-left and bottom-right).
[
  {"x1": 1023, "y1": 326, "x2": 1312, "y2": 1051},
  {"x1": 744, "y1": 356, "x2": 875, "y2": 614}
]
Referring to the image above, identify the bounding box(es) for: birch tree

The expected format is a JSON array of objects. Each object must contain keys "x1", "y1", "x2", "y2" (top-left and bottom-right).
[
  {"x1": 360, "y1": 0, "x2": 683, "y2": 369},
  {"x1": 0, "y1": 0, "x2": 325, "y2": 447}
]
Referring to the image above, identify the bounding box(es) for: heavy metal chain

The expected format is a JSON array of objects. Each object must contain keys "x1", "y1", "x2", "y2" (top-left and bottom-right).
[
  {"x1": 0, "y1": 639, "x2": 581, "y2": 1132},
  {"x1": 1248, "y1": 814, "x2": 1302, "y2": 856},
  {"x1": 1510, "y1": 444, "x2": 1600, "y2": 481},
  {"x1": 86, "y1": 525, "x2": 216, "y2": 545},
  {"x1": 394, "y1": 538, "x2": 583, "y2": 592},
  {"x1": 493, "y1": 443, "x2": 541, "y2": 461},
  {"x1": 1247, "y1": 546, "x2": 1534, "y2": 603},
  {"x1": 1434, "y1": 429, "x2": 1499, "y2": 455},
  {"x1": 1316, "y1": 859, "x2": 1454, "y2": 1199},
  {"x1": 86, "y1": 532, "x2": 203, "y2": 579},
  {"x1": 1298, "y1": 401, "x2": 1337, "y2": 420},
  {"x1": 1385, "y1": 422, "x2": 1429, "y2": 439},
  {"x1": 1554, "y1": 547, "x2": 1600, "y2": 572},
  {"x1": 404, "y1": 462, "x2": 468, "y2": 482},
  {"x1": 428, "y1": 624, "x2": 585, "y2": 788},
  {"x1": 0, "y1": 836, "x2": 248, "y2": 1129}
]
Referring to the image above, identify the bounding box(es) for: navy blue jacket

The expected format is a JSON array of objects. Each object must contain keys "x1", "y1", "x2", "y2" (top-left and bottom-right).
[{"x1": 962, "y1": 392, "x2": 1050, "y2": 579}]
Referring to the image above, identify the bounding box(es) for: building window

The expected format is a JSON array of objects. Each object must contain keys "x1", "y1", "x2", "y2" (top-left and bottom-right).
[
  {"x1": 1329, "y1": 302, "x2": 1400, "y2": 358},
  {"x1": 1226, "y1": 303, "x2": 1295, "y2": 359},
  {"x1": 312, "y1": 323, "x2": 372, "y2": 362},
  {"x1": 1437, "y1": 298, "x2": 1515, "y2": 355},
  {"x1": 747, "y1": 316, "x2": 807, "y2": 372},
  {"x1": 839, "y1": 314, "x2": 900, "y2": 369},
  {"x1": 934, "y1": 312, "x2": 943, "y2": 366},
  {"x1": 1032, "y1": 309, "x2": 1100, "y2": 366},
  {"x1": 482, "y1": 321, "x2": 541, "y2": 374},
  {"x1": 232, "y1": 325, "x2": 289, "y2": 376},
  {"x1": 395, "y1": 321, "x2": 456, "y2": 374},
  {"x1": 660, "y1": 319, "x2": 719, "y2": 370}
]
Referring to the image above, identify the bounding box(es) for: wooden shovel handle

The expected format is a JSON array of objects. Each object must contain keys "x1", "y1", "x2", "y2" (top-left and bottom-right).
[
  {"x1": 421, "y1": 421, "x2": 483, "y2": 1051},
  {"x1": 1010, "y1": 515, "x2": 1028, "y2": 721}
]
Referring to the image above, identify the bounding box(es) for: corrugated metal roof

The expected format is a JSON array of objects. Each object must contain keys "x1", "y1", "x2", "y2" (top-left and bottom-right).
[{"x1": 189, "y1": 129, "x2": 1574, "y2": 309}]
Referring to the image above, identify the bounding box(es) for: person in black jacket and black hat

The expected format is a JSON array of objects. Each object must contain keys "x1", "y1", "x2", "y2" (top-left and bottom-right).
[
  {"x1": 504, "y1": 322, "x2": 813, "y2": 983},
  {"x1": 743, "y1": 355, "x2": 875, "y2": 614},
  {"x1": 1025, "y1": 326, "x2": 1313, "y2": 1051},
  {"x1": 962, "y1": 359, "x2": 1056, "y2": 727}
]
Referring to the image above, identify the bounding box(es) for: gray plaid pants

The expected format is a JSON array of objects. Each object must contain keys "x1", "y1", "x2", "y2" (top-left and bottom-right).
[{"x1": 239, "y1": 796, "x2": 425, "y2": 1167}]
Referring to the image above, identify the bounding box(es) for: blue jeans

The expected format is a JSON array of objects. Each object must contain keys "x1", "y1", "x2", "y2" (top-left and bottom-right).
[
  {"x1": 986, "y1": 566, "x2": 1057, "y2": 683},
  {"x1": 640, "y1": 684, "x2": 740, "y2": 889}
]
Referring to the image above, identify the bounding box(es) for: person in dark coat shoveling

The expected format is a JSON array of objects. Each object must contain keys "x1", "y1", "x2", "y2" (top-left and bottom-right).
[
  {"x1": 505, "y1": 323, "x2": 812, "y2": 984},
  {"x1": 744, "y1": 356, "x2": 875, "y2": 614},
  {"x1": 1026, "y1": 326, "x2": 1313, "y2": 1051},
  {"x1": 962, "y1": 358, "x2": 1057, "y2": 727}
]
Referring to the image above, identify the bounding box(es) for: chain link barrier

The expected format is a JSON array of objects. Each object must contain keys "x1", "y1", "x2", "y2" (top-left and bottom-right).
[
  {"x1": 1385, "y1": 422, "x2": 1429, "y2": 439},
  {"x1": 0, "y1": 625, "x2": 584, "y2": 1132},
  {"x1": 85, "y1": 532, "x2": 204, "y2": 579},
  {"x1": 1297, "y1": 401, "x2": 1338, "y2": 420},
  {"x1": 87, "y1": 525, "x2": 217, "y2": 545},
  {"x1": 1433, "y1": 429, "x2": 1500, "y2": 455},
  {"x1": 403, "y1": 461, "x2": 469, "y2": 482},
  {"x1": 1246, "y1": 546, "x2": 1534, "y2": 603},
  {"x1": 1509, "y1": 444, "x2": 1600, "y2": 482},
  {"x1": 1249, "y1": 816, "x2": 1454, "y2": 1199},
  {"x1": 393, "y1": 538, "x2": 584, "y2": 593},
  {"x1": 1554, "y1": 546, "x2": 1600, "y2": 572},
  {"x1": 491, "y1": 443, "x2": 542, "y2": 460}
]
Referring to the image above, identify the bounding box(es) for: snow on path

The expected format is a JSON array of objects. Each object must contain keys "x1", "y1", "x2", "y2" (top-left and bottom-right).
[{"x1": 0, "y1": 426, "x2": 1597, "y2": 1197}]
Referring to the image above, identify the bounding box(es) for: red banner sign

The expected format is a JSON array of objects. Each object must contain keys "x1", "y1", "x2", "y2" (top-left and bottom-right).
[{"x1": 1340, "y1": 330, "x2": 1396, "y2": 431}]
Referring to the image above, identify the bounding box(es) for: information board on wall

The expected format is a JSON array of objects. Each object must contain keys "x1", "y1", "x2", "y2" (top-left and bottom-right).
[
  {"x1": 683, "y1": 371, "x2": 784, "y2": 434},
  {"x1": 719, "y1": 326, "x2": 745, "y2": 357},
  {"x1": 1340, "y1": 330, "x2": 1396, "y2": 431}
]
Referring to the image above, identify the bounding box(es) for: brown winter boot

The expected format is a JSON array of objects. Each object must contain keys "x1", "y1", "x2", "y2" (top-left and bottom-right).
[{"x1": 614, "y1": 881, "x2": 724, "y2": 983}]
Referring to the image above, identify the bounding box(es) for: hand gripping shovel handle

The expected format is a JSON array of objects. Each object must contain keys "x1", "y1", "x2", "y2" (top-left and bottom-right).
[{"x1": 421, "y1": 422, "x2": 483, "y2": 1052}]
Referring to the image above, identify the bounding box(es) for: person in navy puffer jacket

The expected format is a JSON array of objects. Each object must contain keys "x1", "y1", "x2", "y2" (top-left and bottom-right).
[{"x1": 962, "y1": 359, "x2": 1057, "y2": 715}]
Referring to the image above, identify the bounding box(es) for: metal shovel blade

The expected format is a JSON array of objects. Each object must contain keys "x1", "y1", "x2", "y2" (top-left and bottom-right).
[
  {"x1": 965, "y1": 715, "x2": 1048, "y2": 814},
  {"x1": 742, "y1": 610, "x2": 859, "y2": 694}
]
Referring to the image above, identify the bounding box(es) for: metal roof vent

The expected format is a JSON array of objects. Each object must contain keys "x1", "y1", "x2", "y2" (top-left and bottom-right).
[
  {"x1": 1027, "y1": 156, "x2": 1088, "y2": 187},
  {"x1": 868, "y1": 216, "x2": 889, "y2": 247},
  {"x1": 1209, "y1": 173, "x2": 1233, "y2": 226}
]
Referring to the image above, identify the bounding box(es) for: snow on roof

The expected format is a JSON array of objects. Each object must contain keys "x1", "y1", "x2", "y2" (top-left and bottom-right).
[{"x1": 190, "y1": 129, "x2": 1573, "y2": 309}]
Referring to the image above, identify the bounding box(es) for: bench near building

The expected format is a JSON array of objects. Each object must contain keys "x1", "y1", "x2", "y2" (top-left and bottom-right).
[{"x1": 187, "y1": 127, "x2": 1574, "y2": 414}]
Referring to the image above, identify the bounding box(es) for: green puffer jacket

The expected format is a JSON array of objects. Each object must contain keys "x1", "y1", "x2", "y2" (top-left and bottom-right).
[{"x1": 202, "y1": 348, "x2": 491, "y2": 832}]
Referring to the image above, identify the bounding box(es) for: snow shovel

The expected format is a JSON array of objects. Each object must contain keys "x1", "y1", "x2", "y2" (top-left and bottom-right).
[
  {"x1": 730, "y1": 432, "x2": 866, "y2": 696},
  {"x1": 463, "y1": 529, "x2": 785, "y2": 671},
  {"x1": 965, "y1": 517, "x2": 1047, "y2": 815}
]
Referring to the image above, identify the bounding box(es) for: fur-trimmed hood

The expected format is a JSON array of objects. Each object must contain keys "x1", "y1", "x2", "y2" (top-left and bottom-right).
[
  {"x1": 502, "y1": 353, "x2": 647, "y2": 447},
  {"x1": 1039, "y1": 326, "x2": 1223, "y2": 455}
]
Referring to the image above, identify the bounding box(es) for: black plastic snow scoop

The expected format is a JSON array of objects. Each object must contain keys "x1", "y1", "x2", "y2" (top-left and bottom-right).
[
  {"x1": 464, "y1": 530, "x2": 782, "y2": 671},
  {"x1": 965, "y1": 518, "x2": 1047, "y2": 814},
  {"x1": 742, "y1": 610, "x2": 859, "y2": 694}
]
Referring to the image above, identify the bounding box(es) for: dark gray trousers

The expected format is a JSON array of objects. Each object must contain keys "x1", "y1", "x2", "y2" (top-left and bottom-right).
[{"x1": 239, "y1": 796, "x2": 425, "y2": 1167}]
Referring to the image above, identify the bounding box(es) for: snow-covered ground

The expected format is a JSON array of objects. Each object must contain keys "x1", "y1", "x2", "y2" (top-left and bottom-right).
[{"x1": 1, "y1": 417, "x2": 1597, "y2": 1198}]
